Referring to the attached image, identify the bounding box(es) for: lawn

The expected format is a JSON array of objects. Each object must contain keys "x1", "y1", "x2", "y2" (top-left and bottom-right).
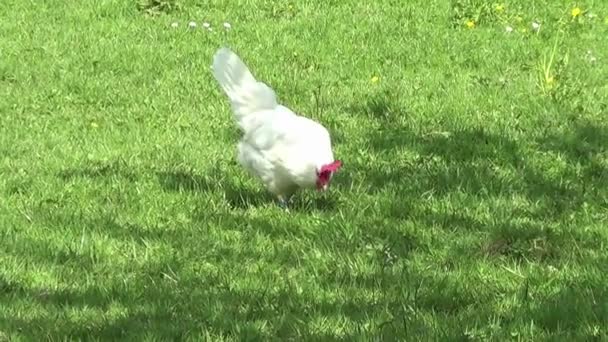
[{"x1": 1, "y1": 0, "x2": 607, "y2": 340}]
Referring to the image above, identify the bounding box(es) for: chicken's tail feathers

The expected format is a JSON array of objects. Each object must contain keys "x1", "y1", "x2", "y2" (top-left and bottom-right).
[{"x1": 212, "y1": 47, "x2": 277, "y2": 122}]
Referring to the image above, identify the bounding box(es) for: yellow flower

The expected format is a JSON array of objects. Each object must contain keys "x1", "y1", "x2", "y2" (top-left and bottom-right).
[
  {"x1": 465, "y1": 20, "x2": 475, "y2": 29},
  {"x1": 495, "y1": 4, "x2": 505, "y2": 13},
  {"x1": 571, "y1": 7, "x2": 582, "y2": 18},
  {"x1": 371, "y1": 76, "x2": 380, "y2": 84}
]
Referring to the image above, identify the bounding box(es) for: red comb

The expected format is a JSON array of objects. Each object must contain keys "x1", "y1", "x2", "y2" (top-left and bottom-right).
[{"x1": 320, "y1": 160, "x2": 342, "y2": 173}]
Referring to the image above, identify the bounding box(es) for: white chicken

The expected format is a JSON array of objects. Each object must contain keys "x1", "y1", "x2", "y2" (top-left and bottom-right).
[{"x1": 211, "y1": 47, "x2": 342, "y2": 207}]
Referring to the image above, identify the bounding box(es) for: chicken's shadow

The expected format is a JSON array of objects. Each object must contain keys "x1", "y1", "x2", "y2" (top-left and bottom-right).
[
  {"x1": 156, "y1": 170, "x2": 267, "y2": 209},
  {"x1": 156, "y1": 170, "x2": 215, "y2": 193},
  {"x1": 288, "y1": 194, "x2": 338, "y2": 212},
  {"x1": 157, "y1": 170, "x2": 336, "y2": 211}
]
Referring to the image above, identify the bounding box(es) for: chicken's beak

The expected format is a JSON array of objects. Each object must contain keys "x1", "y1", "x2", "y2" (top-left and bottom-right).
[{"x1": 322, "y1": 184, "x2": 328, "y2": 191}]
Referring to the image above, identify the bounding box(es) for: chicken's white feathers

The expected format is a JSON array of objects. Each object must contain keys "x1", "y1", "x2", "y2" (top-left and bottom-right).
[
  {"x1": 211, "y1": 47, "x2": 337, "y2": 198},
  {"x1": 212, "y1": 48, "x2": 277, "y2": 131}
]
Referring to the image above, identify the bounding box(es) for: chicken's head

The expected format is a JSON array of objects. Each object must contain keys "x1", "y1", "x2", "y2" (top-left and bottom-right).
[{"x1": 316, "y1": 160, "x2": 342, "y2": 191}]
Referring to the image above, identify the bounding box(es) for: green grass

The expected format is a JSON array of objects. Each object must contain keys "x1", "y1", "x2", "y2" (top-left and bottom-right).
[{"x1": 1, "y1": 0, "x2": 607, "y2": 340}]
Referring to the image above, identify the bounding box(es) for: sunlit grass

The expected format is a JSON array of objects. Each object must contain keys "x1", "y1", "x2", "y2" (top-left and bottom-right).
[{"x1": 0, "y1": 0, "x2": 607, "y2": 339}]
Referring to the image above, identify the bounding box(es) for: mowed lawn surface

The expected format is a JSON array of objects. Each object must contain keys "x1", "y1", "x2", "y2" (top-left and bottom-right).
[{"x1": 1, "y1": 0, "x2": 607, "y2": 340}]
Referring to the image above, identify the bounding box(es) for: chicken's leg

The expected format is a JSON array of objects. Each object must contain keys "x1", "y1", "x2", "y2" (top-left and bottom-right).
[{"x1": 277, "y1": 195, "x2": 290, "y2": 211}]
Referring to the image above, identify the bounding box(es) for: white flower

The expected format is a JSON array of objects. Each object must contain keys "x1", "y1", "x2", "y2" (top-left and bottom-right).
[
  {"x1": 223, "y1": 22, "x2": 231, "y2": 29},
  {"x1": 188, "y1": 21, "x2": 197, "y2": 28},
  {"x1": 505, "y1": 25, "x2": 513, "y2": 33},
  {"x1": 531, "y1": 21, "x2": 541, "y2": 32},
  {"x1": 203, "y1": 22, "x2": 211, "y2": 29},
  {"x1": 170, "y1": 22, "x2": 179, "y2": 28}
]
